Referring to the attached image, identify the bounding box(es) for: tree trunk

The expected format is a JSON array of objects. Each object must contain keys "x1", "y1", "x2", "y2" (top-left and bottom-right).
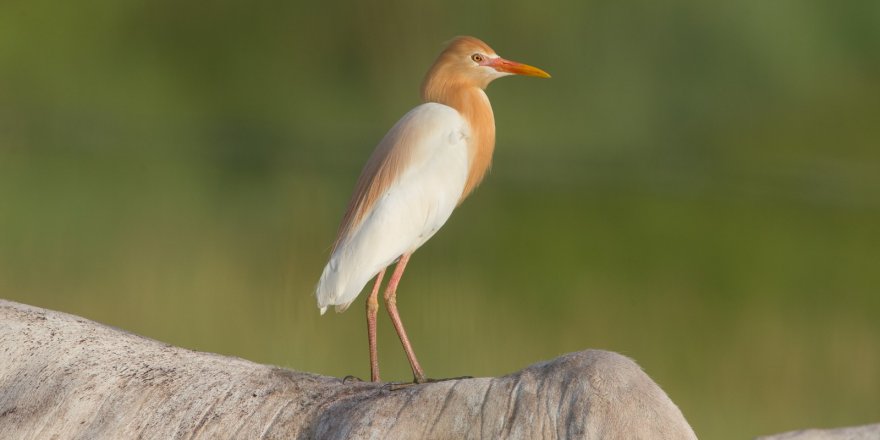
[{"x1": 1, "y1": 299, "x2": 699, "y2": 439}]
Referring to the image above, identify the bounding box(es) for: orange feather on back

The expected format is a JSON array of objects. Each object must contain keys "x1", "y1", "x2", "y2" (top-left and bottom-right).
[{"x1": 332, "y1": 120, "x2": 415, "y2": 251}]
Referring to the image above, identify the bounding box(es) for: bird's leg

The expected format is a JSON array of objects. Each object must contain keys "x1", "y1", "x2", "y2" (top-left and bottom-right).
[
  {"x1": 383, "y1": 253, "x2": 427, "y2": 384},
  {"x1": 366, "y1": 268, "x2": 386, "y2": 383}
]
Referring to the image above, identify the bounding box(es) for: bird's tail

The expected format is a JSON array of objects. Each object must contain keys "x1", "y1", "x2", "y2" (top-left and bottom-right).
[
  {"x1": 315, "y1": 256, "x2": 365, "y2": 315},
  {"x1": 315, "y1": 261, "x2": 340, "y2": 315}
]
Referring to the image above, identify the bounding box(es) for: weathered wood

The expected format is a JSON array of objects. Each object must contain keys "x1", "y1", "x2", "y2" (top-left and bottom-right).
[
  {"x1": 756, "y1": 423, "x2": 880, "y2": 440},
  {"x1": 0, "y1": 299, "x2": 698, "y2": 439}
]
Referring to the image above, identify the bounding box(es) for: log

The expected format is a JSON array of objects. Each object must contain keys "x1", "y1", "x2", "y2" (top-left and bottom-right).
[
  {"x1": 756, "y1": 424, "x2": 880, "y2": 440},
  {"x1": 0, "y1": 299, "x2": 698, "y2": 439}
]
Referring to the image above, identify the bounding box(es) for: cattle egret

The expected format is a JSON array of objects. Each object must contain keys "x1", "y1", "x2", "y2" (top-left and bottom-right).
[{"x1": 316, "y1": 36, "x2": 550, "y2": 384}]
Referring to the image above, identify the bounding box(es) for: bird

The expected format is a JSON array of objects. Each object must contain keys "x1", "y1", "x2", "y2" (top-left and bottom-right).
[{"x1": 316, "y1": 36, "x2": 549, "y2": 384}]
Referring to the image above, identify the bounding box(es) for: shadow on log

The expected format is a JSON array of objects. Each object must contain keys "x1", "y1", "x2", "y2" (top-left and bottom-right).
[{"x1": 0, "y1": 299, "x2": 699, "y2": 439}]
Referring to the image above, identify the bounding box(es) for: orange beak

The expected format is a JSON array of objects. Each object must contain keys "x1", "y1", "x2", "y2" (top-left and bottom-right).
[{"x1": 489, "y1": 57, "x2": 551, "y2": 78}]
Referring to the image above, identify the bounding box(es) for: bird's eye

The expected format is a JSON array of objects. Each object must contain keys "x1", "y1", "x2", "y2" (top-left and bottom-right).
[{"x1": 471, "y1": 53, "x2": 484, "y2": 63}]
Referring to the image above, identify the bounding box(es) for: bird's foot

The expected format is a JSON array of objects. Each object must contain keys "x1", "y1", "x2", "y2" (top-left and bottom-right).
[
  {"x1": 385, "y1": 381, "x2": 418, "y2": 391},
  {"x1": 385, "y1": 375, "x2": 474, "y2": 391},
  {"x1": 342, "y1": 375, "x2": 365, "y2": 384}
]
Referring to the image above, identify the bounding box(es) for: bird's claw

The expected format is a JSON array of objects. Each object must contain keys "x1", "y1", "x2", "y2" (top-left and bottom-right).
[
  {"x1": 342, "y1": 375, "x2": 365, "y2": 384},
  {"x1": 385, "y1": 382, "x2": 416, "y2": 391},
  {"x1": 431, "y1": 375, "x2": 474, "y2": 381},
  {"x1": 384, "y1": 375, "x2": 474, "y2": 391}
]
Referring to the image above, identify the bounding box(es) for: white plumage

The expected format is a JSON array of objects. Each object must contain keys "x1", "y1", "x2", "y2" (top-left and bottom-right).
[{"x1": 316, "y1": 103, "x2": 470, "y2": 314}]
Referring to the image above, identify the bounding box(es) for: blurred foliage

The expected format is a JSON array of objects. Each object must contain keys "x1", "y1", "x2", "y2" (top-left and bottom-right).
[{"x1": 1, "y1": 0, "x2": 879, "y2": 438}]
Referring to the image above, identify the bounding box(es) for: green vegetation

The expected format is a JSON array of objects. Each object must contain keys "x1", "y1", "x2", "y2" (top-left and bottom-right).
[{"x1": 1, "y1": 1, "x2": 878, "y2": 438}]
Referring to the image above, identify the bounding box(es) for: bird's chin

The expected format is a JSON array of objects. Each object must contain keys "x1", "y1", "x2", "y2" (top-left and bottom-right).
[{"x1": 478, "y1": 69, "x2": 513, "y2": 88}]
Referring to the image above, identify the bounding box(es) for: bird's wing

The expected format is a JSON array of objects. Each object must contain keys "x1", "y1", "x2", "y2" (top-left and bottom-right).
[
  {"x1": 317, "y1": 103, "x2": 470, "y2": 313},
  {"x1": 332, "y1": 102, "x2": 468, "y2": 251}
]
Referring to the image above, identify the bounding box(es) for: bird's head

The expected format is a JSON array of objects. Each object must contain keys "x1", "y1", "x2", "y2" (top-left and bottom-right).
[{"x1": 422, "y1": 36, "x2": 550, "y2": 100}]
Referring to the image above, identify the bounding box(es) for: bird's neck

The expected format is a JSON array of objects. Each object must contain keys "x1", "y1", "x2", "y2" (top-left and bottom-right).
[{"x1": 422, "y1": 83, "x2": 496, "y2": 202}]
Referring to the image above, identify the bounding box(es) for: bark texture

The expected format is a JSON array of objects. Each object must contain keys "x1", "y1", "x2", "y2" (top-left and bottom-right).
[
  {"x1": 756, "y1": 424, "x2": 880, "y2": 440},
  {"x1": 1, "y1": 299, "x2": 700, "y2": 439}
]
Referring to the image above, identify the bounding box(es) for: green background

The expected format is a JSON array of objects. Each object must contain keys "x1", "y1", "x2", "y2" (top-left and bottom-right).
[{"x1": 2, "y1": 0, "x2": 878, "y2": 438}]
